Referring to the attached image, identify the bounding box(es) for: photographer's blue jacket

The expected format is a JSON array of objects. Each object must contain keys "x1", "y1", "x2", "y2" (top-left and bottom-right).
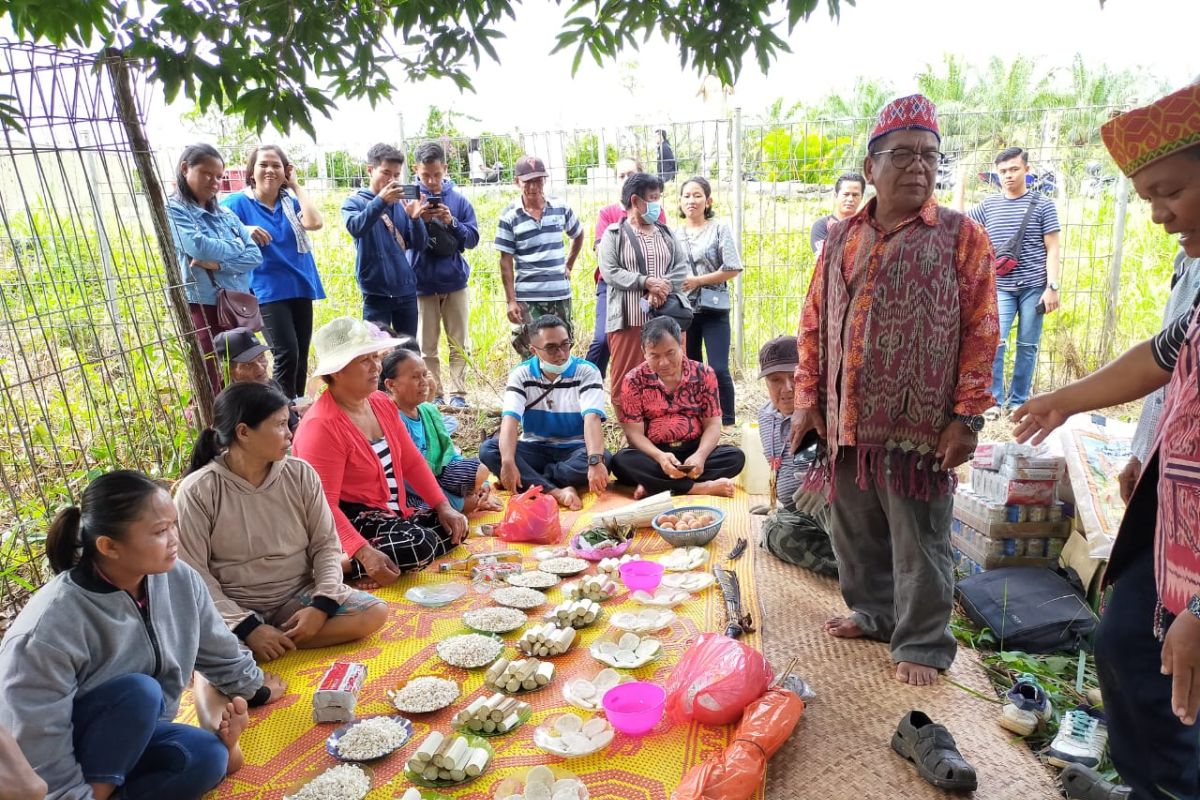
[
  {"x1": 341, "y1": 189, "x2": 426, "y2": 299},
  {"x1": 412, "y1": 179, "x2": 480, "y2": 296}
]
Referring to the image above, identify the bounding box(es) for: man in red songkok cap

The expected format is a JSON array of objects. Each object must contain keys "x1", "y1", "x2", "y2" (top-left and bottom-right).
[
  {"x1": 1014, "y1": 81, "x2": 1200, "y2": 800},
  {"x1": 792, "y1": 94, "x2": 999, "y2": 686}
]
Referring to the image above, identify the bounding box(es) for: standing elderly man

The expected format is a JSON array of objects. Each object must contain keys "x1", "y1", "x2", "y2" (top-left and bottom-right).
[
  {"x1": 495, "y1": 156, "x2": 585, "y2": 358},
  {"x1": 793, "y1": 95, "x2": 999, "y2": 686}
]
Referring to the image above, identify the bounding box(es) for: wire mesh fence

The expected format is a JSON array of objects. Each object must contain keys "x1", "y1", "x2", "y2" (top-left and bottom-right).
[{"x1": 0, "y1": 40, "x2": 1176, "y2": 616}]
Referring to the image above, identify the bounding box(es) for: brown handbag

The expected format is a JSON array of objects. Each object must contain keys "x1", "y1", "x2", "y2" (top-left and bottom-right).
[{"x1": 206, "y1": 271, "x2": 264, "y2": 331}]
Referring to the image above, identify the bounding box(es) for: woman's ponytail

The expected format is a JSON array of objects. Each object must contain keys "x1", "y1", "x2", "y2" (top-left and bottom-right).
[
  {"x1": 187, "y1": 427, "x2": 224, "y2": 476},
  {"x1": 45, "y1": 505, "x2": 83, "y2": 574}
]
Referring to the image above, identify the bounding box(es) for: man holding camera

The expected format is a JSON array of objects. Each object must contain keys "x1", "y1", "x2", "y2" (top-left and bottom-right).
[
  {"x1": 341, "y1": 143, "x2": 427, "y2": 337},
  {"x1": 410, "y1": 141, "x2": 480, "y2": 407}
]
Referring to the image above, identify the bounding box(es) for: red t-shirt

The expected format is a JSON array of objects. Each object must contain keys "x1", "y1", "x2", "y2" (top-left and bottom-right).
[{"x1": 617, "y1": 359, "x2": 721, "y2": 445}]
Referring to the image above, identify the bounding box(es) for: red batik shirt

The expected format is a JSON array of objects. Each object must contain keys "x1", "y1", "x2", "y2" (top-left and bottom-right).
[{"x1": 618, "y1": 359, "x2": 721, "y2": 445}]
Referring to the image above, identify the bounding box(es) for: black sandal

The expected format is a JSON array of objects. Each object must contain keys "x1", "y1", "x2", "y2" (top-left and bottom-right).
[{"x1": 891, "y1": 710, "x2": 979, "y2": 792}]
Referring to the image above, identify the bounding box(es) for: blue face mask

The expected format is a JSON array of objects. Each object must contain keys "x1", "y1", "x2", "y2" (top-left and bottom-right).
[
  {"x1": 641, "y1": 200, "x2": 662, "y2": 224},
  {"x1": 540, "y1": 358, "x2": 569, "y2": 375}
]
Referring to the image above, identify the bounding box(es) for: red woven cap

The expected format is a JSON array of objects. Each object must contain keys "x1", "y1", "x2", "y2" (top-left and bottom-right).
[
  {"x1": 868, "y1": 94, "x2": 941, "y2": 149},
  {"x1": 1102, "y1": 83, "x2": 1200, "y2": 177}
]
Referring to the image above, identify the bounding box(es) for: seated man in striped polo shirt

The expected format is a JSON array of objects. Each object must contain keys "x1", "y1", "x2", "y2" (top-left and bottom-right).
[
  {"x1": 495, "y1": 155, "x2": 585, "y2": 358},
  {"x1": 479, "y1": 315, "x2": 611, "y2": 510}
]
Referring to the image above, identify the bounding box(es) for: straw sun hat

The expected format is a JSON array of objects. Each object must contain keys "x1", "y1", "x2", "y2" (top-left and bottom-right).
[{"x1": 311, "y1": 317, "x2": 402, "y2": 377}]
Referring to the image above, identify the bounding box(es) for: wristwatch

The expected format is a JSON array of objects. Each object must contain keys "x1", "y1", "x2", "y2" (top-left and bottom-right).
[
  {"x1": 1049, "y1": 281, "x2": 1060, "y2": 291},
  {"x1": 955, "y1": 413, "x2": 986, "y2": 434},
  {"x1": 1188, "y1": 593, "x2": 1200, "y2": 619},
  {"x1": 587, "y1": 453, "x2": 604, "y2": 466}
]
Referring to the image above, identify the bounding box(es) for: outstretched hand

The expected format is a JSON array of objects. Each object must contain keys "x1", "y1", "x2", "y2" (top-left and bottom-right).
[{"x1": 1011, "y1": 393, "x2": 1070, "y2": 446}]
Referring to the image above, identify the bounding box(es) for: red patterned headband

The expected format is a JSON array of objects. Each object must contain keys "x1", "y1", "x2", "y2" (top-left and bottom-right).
[{"x1": 1102, "y1": 83, "x2": 1200, "y2": 177}]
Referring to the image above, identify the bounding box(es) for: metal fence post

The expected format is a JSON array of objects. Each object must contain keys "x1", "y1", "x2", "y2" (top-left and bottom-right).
[
  {"x1": 1102, "y1": 176, "x2": 1130, "y2": 363},
  {"x1": 731, "y1": 107, "x2": 744, "y2": 368}
]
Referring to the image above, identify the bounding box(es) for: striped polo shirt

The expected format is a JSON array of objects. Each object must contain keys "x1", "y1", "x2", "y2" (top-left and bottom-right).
[
  {"x1": 502, "y1": 356, "x2": 606, "y2": 446},
  {"x1": 494, "y1": 197, "x2": 584, "y2": 302},
  {"x1": 967, "y1": 192, "x2": 1060, "y2": 291}
]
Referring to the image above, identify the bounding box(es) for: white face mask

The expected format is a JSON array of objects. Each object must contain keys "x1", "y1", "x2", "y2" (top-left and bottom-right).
[{"x1": 540, "y1": 358, "x2": 569, "y2": 375}]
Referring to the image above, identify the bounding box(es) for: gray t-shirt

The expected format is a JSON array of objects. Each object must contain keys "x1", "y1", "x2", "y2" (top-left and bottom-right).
[{"x1": 675, "y1": 220, "x2": 742, "y2": 307}]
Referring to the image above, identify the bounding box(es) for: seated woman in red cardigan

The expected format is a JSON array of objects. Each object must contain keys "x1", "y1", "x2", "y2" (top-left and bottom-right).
[{"x1": 293, "y1": 317, "x2": 468, "y2": 587}]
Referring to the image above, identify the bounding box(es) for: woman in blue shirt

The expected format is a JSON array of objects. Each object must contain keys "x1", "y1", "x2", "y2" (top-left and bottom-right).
[
  {"x1": 167, "y1": 144, "x2": 263, "y2": 391},
  {"x1": 223, "y1": 146, "x2": 326, "y2": 399},
  {"x1": 379, "y1": 347, "x2": 500, "y2": 515}
]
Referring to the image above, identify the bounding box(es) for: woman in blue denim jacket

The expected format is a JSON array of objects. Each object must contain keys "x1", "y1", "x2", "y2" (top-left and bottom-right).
[{"x1": 167, "y1": 144, "x2": 263, "y2": 390}]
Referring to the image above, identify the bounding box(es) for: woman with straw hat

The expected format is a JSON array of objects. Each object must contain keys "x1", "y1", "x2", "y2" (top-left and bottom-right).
[
  {"x1": 293, "y1": 317, "x2": 468, "y2": 588},
  {"x1": 1013, "y1": 81, "x2": 1200, "y2": 799}
]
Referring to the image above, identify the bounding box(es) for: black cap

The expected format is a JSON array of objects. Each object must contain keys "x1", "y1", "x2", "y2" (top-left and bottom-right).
[
  {"x1": 758, "y1": 335, "x2": 798, "y2": 378},
  {"x1": 212, "y1": 327, "x2": 270, "y2": 363}
]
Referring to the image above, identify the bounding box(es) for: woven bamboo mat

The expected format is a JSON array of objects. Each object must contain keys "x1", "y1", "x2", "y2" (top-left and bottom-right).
[
  {"x1": 753, "y1": 515, "x2": 1061, "y2": 800},
  {"x1": 185, "y1": 488, "x2": 765, "y2": 800}
]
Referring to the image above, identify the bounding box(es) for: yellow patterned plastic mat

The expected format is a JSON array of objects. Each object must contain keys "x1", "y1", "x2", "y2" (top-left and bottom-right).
[{"x1": 186, "y1": 489, "x2": 764, "y2": 800}]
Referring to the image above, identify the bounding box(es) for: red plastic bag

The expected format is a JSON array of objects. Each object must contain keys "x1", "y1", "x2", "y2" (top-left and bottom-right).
[
  {"x1": 495, "y1": 486, "x2": 562, "y2": 544},
  {"x1": 665, "y1": 633, "x2": 773, "y2": 726}
]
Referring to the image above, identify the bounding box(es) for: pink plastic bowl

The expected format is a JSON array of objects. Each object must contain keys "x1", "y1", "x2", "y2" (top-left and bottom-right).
[
  {"x1": 603, "y1": 681, "x2": 666, "y2": 736},
  {"x1": 619, "y1": 560, "x2": 664, "y2": 593}
]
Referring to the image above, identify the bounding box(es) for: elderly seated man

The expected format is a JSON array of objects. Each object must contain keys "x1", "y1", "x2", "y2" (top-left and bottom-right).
[
  {"x1": 611, "y1": 316, "x2": 745, "y2": 498},
  {"x1": 212, "y1": 327, "x2": 302, "y2": 431},
  {"x1": 755, "y1": 335, "x2": 837, "y2": 577},
  {"x1": 479, "y1": 315, "x2": 611, "y2": 511}
]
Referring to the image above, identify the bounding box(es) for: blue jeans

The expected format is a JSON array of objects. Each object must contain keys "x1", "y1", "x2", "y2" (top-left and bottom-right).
[
  {"x1": 1095, "y1": 549, "x2": 1200, "y2": 799},
  {"x1": 362, "y1": 293, "x2": 419, "y2": 338},
  {"x1": 586, "y1": 282, "x2": 610, "y2": 377},
  {"x1": 685, "y1": 310, "x2": 735, "y2": 425},
  {"x1": 479, "y1": 438, "x2": 602, "y2": 491},
  {"x1": 72, "y1": 674, "x2": 227, "y2": 800},
  {"x1": 990, "y1": 286, "x2": 1045, "y2": 408}
]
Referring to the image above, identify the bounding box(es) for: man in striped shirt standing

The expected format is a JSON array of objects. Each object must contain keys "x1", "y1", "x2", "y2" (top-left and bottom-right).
[
  {"x1": 957, "y1": 147, "x2": 1061, "y2": 418},
  {"x1": 495, "y1": 155, "x2": 585, "y2": 358}
]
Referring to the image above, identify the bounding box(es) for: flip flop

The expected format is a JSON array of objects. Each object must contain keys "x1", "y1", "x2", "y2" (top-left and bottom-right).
[{"x1": 891, "y1": 710, "x2": 978, "y2": 792}]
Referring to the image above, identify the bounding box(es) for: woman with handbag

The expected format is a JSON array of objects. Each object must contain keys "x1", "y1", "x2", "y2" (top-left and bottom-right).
[
  {"x1": 167, "y1": 144, "x2": 264, "y2": 391},
  {"x1": 598, "y1": 172, "x2": 690, "y2": 408},
  {"x1": 677, "y1": 176, "x2": 742, "y2": 427},
  {"x1": 222, "y1": 145, "x2": 325, "y2": 400}
]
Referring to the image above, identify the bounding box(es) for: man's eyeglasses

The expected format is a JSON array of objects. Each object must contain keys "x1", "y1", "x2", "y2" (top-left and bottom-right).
[
  {"x1": 532, "y1": 341, "x2": 573, "y2": 356},
  {"x1": 871, "y1": 148, "x2": 943, "y2": 169}
]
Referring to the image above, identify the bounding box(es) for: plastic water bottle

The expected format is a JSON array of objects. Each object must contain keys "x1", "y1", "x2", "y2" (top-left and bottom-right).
[{"x1": 739, "y1": 422, "x2": 771, "y2": 495}]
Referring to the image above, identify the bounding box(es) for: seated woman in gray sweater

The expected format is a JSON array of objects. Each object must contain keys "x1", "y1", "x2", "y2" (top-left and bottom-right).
[
  {"x1": 0, "y1": 470, "x2": 286, "y2": 800},
  {"x1": 176, "y1": 382, "x2": 388, "y2": 664}
]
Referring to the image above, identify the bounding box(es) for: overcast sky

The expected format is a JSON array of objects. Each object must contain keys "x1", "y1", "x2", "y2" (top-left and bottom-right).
[{"x1": 146, "y1": 0, "x2": 1199, "y2": 148}]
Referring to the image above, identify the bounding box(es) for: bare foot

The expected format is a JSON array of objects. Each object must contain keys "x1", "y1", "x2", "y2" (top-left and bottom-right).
[
  {"x1": 688, "y1": 478, "x2": 735, "y2": 498},
  {"x1": 632, "y1": 484, "x2": 648, "y2": 500},
  {"x1": 477, "y1": 483, "x2": 503, "y2": 511},
  {"x1": 823, "y1": 616, "x2": 866, "y2": 638},
  {"x1": 548, "y1": 486, "x2": 582, "y2": 511},
  {"x1": 217, "y1": 696, "x2": 249, "y2": 774},
  {"x1": 896, "y1": 661, "x2": 940, "y2": 686}
]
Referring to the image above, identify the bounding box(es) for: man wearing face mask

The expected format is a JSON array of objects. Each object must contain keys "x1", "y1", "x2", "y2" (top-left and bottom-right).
[
  {"x1": 598, "y1": 172, "x2": 690, "y2": 406},
  {"x1": 479, "y1": 315, "x2": 610, "y2": 511}
]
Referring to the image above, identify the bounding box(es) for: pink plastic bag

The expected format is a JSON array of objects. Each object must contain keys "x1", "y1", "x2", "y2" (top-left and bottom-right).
[
  {"x1": 665, "y1": 633, "x2": 774, "y2": 726},
  {"x1": 495, "y1": 486, "x2": 562, "y2": 544}
]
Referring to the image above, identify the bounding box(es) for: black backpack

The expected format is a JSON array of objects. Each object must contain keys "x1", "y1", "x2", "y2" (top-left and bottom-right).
[{"x1": 955, "y1": 566, "x2": 1097, "y2": 653}]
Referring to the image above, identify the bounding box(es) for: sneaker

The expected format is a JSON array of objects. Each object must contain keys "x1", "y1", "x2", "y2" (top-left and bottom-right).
[
  {"x1": 1047, "y1": 706, "x2": 1108, "y2": 768},
  {"x1": 983, "y1": 405, "x2": 1002, "y2": 422},
  {"x1": 448, "y1": 395, "x2": 469, "y2": 409},
  {"x1": 999, "y1": 673, "x2": 1053, "y2": 736},
  {"x1": 1060, "y1": 763, "x2": 1131, "y2": 800},
  {"x1": 433, "y1": 395, "x2": 447, "y2": 406}
]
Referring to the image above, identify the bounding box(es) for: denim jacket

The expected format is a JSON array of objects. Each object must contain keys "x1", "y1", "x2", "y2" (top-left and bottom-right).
[{"x1": 167, "y1": 197, "x2": 263, "y2": 306}]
